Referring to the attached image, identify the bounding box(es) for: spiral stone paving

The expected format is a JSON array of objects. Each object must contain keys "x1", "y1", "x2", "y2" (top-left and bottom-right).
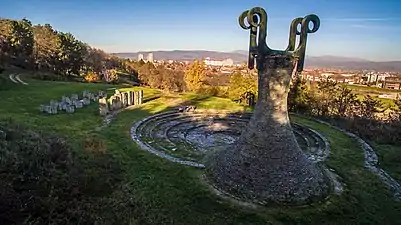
[{"x1": 130, "y1": 109, "x2": 331, "y2": 168}]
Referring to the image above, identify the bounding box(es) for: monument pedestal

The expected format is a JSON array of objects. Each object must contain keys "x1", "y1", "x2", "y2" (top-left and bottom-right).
[{"x1": 207, "y1": 54, "x2": 329, "y2": 205}]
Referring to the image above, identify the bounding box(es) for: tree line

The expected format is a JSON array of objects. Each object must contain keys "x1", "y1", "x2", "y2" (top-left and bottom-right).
[
  {"x1": 0, "y1": 17, "x2": 197, "y2": 87},
  {"x1": 0, "y1": 18, "x2": 137, "y2": 82}
]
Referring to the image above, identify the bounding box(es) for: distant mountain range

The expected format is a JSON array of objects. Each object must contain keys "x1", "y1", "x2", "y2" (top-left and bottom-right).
[
  {"x1": 305, "y1": 56, "x2": 401, "y2": 72},
  {"x1": 111, "y1": 50, "x2": 401, "y2": 72}
]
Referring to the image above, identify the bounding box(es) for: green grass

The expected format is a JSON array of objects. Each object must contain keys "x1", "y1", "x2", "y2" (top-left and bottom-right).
[
  {"x1": 1, "y1": 78, "x2": 401, "y2": 224},
  {"x1": 345, "y1": 84, "x2": 401, "y2": 94},
  {"x1": 0, "y1": 76, "x2": 160, "y2": 137},
  {"x1": 355, "y1": 94, "x2": 397, "y2": 109},
  {"x1": 0, "y1": 70, "x2": 19, "y2": 90},
  {"x1": 372, "y1": 143, "x2": 401, "y2": 181},
  {"x1": 345, "y1": 84, "x2": 400, "y2": 108}
]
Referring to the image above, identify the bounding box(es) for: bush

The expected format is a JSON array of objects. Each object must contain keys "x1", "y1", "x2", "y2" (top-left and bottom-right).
[
  {"x1": 83, "y1": 71, "x2": 100, "y2": 83},
  {"x1": 102, "y1": 69, "x2": 119, "y2": 84},
  {"x1": 197, "y1": 85, "x2": 228, "y2": 98},
  {"x1": 0, "y1": 121, "x2": 122, "y2": 224},
  {"x1": 227, "y1": 70, "x2": 257, "y2": 100}
]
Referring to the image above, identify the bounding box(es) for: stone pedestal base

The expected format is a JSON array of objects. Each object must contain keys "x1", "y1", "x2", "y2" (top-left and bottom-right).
[{"x1": 207, "y1": 54, "x2": 329, "y2": 205}]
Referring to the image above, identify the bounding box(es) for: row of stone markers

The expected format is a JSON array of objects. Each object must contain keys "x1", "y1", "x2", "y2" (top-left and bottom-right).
[
  {"x1": 39, "y1": 90, "x2": 107, "y2": 115},
  {"x1": 98, "y1": 89, "x2": 143, "y2": 116}
]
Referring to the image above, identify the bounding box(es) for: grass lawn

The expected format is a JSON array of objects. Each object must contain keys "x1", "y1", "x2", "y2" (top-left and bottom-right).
[
  {"x1": 372, "y1": 143, "x2": 401, "y2": 182},
  {"x1": 345, "y1": 84, "x2": 401, "y2": 94},
  {"x1": 355, "y1": 94, "x2": 397, "y2": 109},
  {"x1": 1, "y1": 77, "x2": 401, "y2": 224}
]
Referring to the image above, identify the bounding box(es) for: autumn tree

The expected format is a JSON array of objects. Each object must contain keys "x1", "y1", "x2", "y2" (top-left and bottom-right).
[
  {"x1": 137, "y1": 61, "x2": 155, "y2": 85},
  {"x1": 160, "y1": 68, "x2": 185, "y2": 92},
  {"x1": 32, "y1": 24, "x2": 61, "y2": 71},
  {"x1": 312, "y1": 80, "x2": 338, "y2": 116},
  {"x1": 333, "y1": 86, "x2": 359, "y2": 117},
  {"x1": 184, "y1": 60, "x2": 207, "y2": 92},
  {"x1": 0, "y1": 19, "x2": 12, "y2": 66},
  {"x1": 83, "y1": 47, "x2": 107, "y2": 73},
  {"x1": 359, "y1": 95, "x2": 383, "y2": 119},
  {"x1": 57, "y1": 32, "x2": 86, "y2": 76},
  {"x1": 227, "y1": 69, "x2": 257, "y2": 100},
  {"x1": 121, "y1": 59, "x2": 139, "y2": 82},
  {"x1": 0, "y1": 18, "x2": 34, "y2": 68},
  {"x1": 288, "y1": 75, "x2": 310, "y2": 113}
]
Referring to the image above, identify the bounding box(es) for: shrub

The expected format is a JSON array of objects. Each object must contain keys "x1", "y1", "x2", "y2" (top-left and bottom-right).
[
  {"x1": 83, "y1": 71, "x2": 100, "y2": 83},
  {"x1": 0, "y1": 121, "x2": 122, "y2": 224},
  {"x1": 102, "y1": 69, "x2": 119, "y2": 84},
  {"x1": 289, "y1": 79, "x2": 401, "y2": 145},
  {"x1": 227, "y1": 70, "x2": 257, "y2": 100}
]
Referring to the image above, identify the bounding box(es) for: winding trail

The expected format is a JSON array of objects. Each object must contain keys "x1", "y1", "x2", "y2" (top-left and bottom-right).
[
  {"x1": 8, "y1": 73, "x2": 19, "y2": 84},
  {"x1": 15, "y1": 74, "x2": 28, "y2": 85},
  {"x1": 8, "y1": 73, "x2": 28, "y2": 85}
]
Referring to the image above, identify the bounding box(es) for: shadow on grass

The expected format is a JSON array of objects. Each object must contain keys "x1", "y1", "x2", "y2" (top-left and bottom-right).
[{"x1": 143, "y1": 95, "x2": 162, "y2": 103}]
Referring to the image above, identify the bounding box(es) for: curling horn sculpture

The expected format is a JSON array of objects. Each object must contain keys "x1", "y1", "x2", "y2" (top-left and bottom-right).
[{"x1": 207, "y1": 7, "x2": 330, "y2": 205}]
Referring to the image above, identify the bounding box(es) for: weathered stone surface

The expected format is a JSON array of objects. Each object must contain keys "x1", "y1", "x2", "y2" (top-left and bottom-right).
[
  {"x1": 39, "y1": 105, "x2": 45, "y2": 113},
  {"x1": 65, "y1": 97, "x2": 71, "y2": 105},
  {"x1": 122, "y1": 92, "x2": 129, "y2": 107},
  {"x1": 71, "y1": 94, "x2": 79, "y2": 101},
  {"x1": 108, "y1": 96, "x2": 115, "y2": 110},
  {"x1": 99, "y1": 97, "x2": 109, "y2": 116},
  {"x1": 207, "y1": 54, "x2": 329, "y2": 205},
  {"x1": 138, "y1": 90, "x2": 143, "y2": 104},
  {"x1": 115, "y1": 95, "x2": 123, "y2": 109},
  {"x1": 127, "y1": 91, "x2": 133, "y2": 106},
  {"x1": 66, "y1": 105, "x2": 75, "y2": 113},
  {"x1": 133, "y1": 91, "x2": 138, "y2": 105},
  {"x1": 82, "y1": 98, "x2": 90, "y2": 106}
]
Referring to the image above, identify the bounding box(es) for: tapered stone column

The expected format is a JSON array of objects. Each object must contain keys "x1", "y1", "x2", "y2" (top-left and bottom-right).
[{"x1": 207, "y1": 7, "x2": 329, "y2": 205}]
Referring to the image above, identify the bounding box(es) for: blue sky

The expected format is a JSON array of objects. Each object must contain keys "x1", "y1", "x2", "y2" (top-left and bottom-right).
[{"x1": 1, "y1": 0, "x2": 401, "y2": 61}]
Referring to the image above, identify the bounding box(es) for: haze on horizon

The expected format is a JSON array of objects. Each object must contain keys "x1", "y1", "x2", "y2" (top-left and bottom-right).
[{"x1": 2, "y1": 0, "x2": 401, "y2": 61}]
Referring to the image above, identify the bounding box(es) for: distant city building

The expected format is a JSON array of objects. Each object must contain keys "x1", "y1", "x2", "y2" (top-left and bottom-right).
[
  {"x1": 203, "y1": 57, "x2": 234, "y2": 67},
  {"x1": 384, "y1": 77, "x2": 401, "y2": 90},
  {"x1": 147, "y1": 53, "x2": 154, "y2": 62},
  {"x1": 138, "y1": 54, "x2": 144, "y2": 61}
]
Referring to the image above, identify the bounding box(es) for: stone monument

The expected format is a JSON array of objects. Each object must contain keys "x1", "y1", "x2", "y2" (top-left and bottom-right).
[
  {"x1": 138, "y1": 90, "x2": 143, "y2": 104},
  {"x1": 127, "y1": 91, "x2": 133, "y2": 106},
  {"x1": 207, "y1": 7, "x2": 329, "y2": 205},
  {"x1": 99, "y1": 97, "x2": 109, "y2": 116}
]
